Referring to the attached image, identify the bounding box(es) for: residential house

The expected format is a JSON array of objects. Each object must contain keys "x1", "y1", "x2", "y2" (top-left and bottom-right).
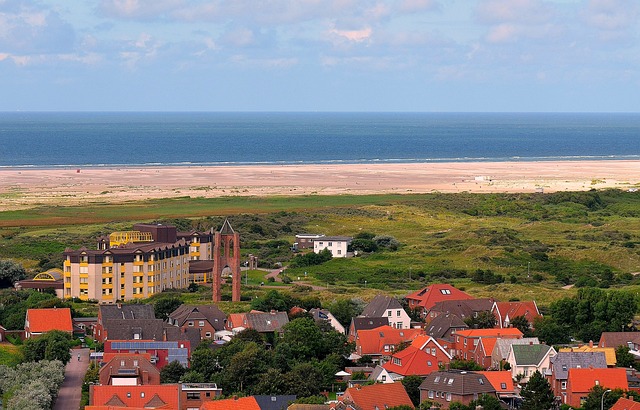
[
  {"x1": 428, "y1": 299, "x2": 494, "y2": 323},
  {"x1": 348, "y1": 317, "x2": 389, "y2": 343},
  {"x1": 382, "y1": 346, "x2": 441, "y2": 379},
  {"x1": 254, "y1": 395, "x2": 298, "y2": 410},
  {"x1": 314, "y1": 236, "x2": 352, "y2": 258},
  {"x1": 361, "y1": 295, "x2": 411, "y2": 329},
  {"x1": 419, "y1": 370, "x2": 496, "y2": 409},
  {"x1": 369, "y1": 365, "x2": 396, "y2": 383},
  {"x1": 355, "y1": 325, "x2": 423, "y2": 362},
  {"x1": 566, "y1": 368, "x2": 628, "y2": 408},
  {"x1": 491, "y1": 300, "x2": 541, "y2": 329},
  {"x1": 472, "y1": 337, "x2": 499, "y2": 369},
  {"x1": 309, "y1": 308, "x2": 345, "y2": 334},
  {"x1": 95, "y1": 304, "x2": 156, "y2": 343},
  {"x1": 599, "y1": 332, "x2": 640, "y2": 349},
  {"x1": 452, "y1": 328, "x2": 523, "y2": 361},
  {"x1": 99, "y1": 354, "x2": 160, "y2": 386},
  {"x1": 425, "y1": 313, "x2": 468, "y2": 342},
  {"x1": 89, "y1": 383, "x2": 221, "y2": 410},
  {"x1": 475, "y1": 371, "x2": 517, "y2": 407},
  {"x1": 611, "y1": 397, "x2": 640, "y2": 410},
  {"x1": 549, "y1": 351, "x2": 607, "y2": 405},
  {"x1": 167, "y1": 304, "x2": 227, "y2": 340},
  {"x1": 24, "y1": 307, "x2": 73, "y2": 339},
  {"x1": 411, "y1": 335, "x2": 453, "y2": 365},
  {"x1": 104, "y1": 339, "x2": 190, "y2": 368},
  {"x1": 490, "y1": 338, "x2": 539, "y2": 370},
  {"x1": 226, "y1": 310, "x2": 289, "y2": 336},
  {"x1": 506, "y1": 343, "x2": 557, "y2": 383},
  {"x1": 295, "y1": 234, "x2": 325, "y2": 250},
  {"x1": 559, "y1": 344, "x2": 617, "y2": 367},
  {"x1": 406, "y1": 284, "x2": 474, "y2": 317},
  {"x1": 201, "y1": 395, "x2": 296, "y2": 410},
  {"x1": 342, "y1": 382, "x2": 414, "y2": 409}
]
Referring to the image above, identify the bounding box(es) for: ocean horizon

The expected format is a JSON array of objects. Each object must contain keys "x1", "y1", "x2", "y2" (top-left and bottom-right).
[{"x1": 1, "y1": 112, "x2": 639, "y2": 168}]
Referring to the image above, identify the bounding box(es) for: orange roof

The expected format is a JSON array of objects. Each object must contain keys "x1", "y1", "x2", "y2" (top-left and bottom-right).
[
  {"x1": 227, "y1": 313, "x2": 246, "y2": 328},
  {"x1": 26, "y1": 308, "x2": 73, "y2": 333},
  {"x1": 405, "y1": 284, "x2": 473, "y2": 310},
  {"x1": 91, "y1": 385, "x2": 179, "y2": 409},
  {"x1": 568, "y1": 367, "x2": 628, "y2": 393},
  {"x1": 382, "y1": 346, "x2": 440, "y2": 376},
  {"x1": 476, "y1": 371, "x2": 515, "y2": 394},
  {"x1": 410, "y1": 335, "x2": 452, "y2": 359},
  {"x1": 101, "y1": 352, "x2": 152, "y2": 364},
  {"x1": 201, "y1": 396, "x2": 261, "y2": 410},
  {"x1": 344, "y1": 382, "x2": 414, "y2": 409},
  {"x1": 611, "y1": 397, "x2": 640, "y2": 410},
  {"x1": 494, "y1": 301, "x2": 540, "y2": 323},
  {"x1": 478, "y1": 338, "x2": 499, "y2": 356},
  {"x1": 454, "y1": 328, "x2": 523, "y2": 338},
  {"x1": 357, "y1": 326, "x2": 424, "y2": 356}
]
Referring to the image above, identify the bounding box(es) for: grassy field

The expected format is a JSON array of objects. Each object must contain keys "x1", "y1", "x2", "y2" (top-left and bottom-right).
[
  {"x1": 1, "y1": 190, "x2": 640, "y2": 310},
  {"x1": 0, "y1": 343, "x2": 23, "y2": 367}
]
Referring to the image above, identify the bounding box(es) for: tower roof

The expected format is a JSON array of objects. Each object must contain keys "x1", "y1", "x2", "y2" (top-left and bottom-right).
[{"x1": 220, "y1": 219, "x2": 235, "y2": 234}]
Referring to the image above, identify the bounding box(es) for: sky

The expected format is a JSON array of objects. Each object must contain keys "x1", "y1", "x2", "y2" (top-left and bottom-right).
[{"x1": 1, "y1": 0, "x2": 639, "y2": 112}]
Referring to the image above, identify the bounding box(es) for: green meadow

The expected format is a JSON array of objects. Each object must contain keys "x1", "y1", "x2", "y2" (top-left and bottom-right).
[{"x1": 1, "y1": 190, "x2": 640, "y2": 309}]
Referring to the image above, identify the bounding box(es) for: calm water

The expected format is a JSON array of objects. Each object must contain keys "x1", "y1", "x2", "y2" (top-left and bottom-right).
[{"x1": 0, "y1": 112, "x2": 639, "y2": 167}]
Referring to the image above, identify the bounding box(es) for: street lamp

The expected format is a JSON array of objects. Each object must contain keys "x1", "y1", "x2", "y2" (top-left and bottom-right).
[
  {"x1": 601, "y1": 388, "x2": 612, "y2": 410},
  {"x1": 364, "y1": 280, "x2": 367, "y2": 288}
]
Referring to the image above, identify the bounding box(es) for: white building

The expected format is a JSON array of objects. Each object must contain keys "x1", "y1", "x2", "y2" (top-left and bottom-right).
[{"x1": 313, "y1": 236, "x2": 352, "y2": 258}]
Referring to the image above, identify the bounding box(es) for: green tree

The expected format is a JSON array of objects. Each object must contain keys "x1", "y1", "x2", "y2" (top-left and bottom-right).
[
  {"x1": 160, "y1": 360, "x2": 186, "y2": 383},
  {"x1": 615, "y1": 346, "x2": 639, "y2": 370},
  {"x1": 253, "y1": 368, "x2": 286, "y2": 395},
  {"x1": 448, "y1": 358, "x2": 483, "y2": 371},
  {"x1": 154, "y1": 297, "x2": 182, "y2": 320},
  {"x1": 402, "y1": 375, "x2": 423, "y2": 407},
  {"x1": 282, "y1": 362, "x2": 324, "y2": 397},
  {"x1": 224, "y1": 342, "x2": 270, "y2": 392},
  {"x1": 23, "y1": 330, "x2": 72, "y2": 364},
  {"x1": 520, "y1": 371, "x2": 555, "y2": 410},
  {"x1": 580, "y1": 385, "x2": 624, "y2": 410},
  {"x1": 510, "y1": 315, "x2": 534, "y2": 337},
  {"x1": 533, "y1": 316, "x2": 572, "y2": 345},
  {"x1": 281, "y1": 317, "x2": 324, "y2": 362},
  {"x1": 464, "y1": 311, "x2": 497, "y2": 329},
  {"x1": 0, "y1": 260, "x2": 26, "y2": 288},
  {"x1": 327, "y1": 298, "x2": 364, "y2": 327}
]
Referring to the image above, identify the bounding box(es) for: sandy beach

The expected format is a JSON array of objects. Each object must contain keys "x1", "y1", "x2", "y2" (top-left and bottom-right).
[{"x1": 0, "y1": 160, "x2": 638, "y2": 211}]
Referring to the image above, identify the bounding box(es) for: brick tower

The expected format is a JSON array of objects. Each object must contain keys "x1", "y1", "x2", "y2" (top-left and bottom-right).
[{"x1": 212, "y1": 219, "x2": 241, "y2": 302}]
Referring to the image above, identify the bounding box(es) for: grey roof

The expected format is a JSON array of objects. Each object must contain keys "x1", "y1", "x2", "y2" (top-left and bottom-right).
[
  {"x1": 254, "y1": 395, "x2": 297, "y2": 410},
  {"x1": 350, "y1": 317, "x2": 389, "y2": 335},
  {"x1": 551, "y1": 351, "x2": 607, "y2": 380},
  {"x1": 368, "y1": 365, "x2": 387, "y2": 381},
  {"x1": 598, "y1": 332, "x2": 640, "y2": 348},
  {"x1": 164, "y1": 326, "x2": 202, "y2": 347},
  {"x1": 169, "y1": 304, "x2": 227, "y2": 331},
  {"x1": 419, "y1": 370, "x2": 496, "y2": 396},
  {"x1": 493, "y1": 338, "x2": 540, "y2": 360},
  {"x1": 512, "y1": 344, "x2": 554, "y2": 366},
  {"x1": 318, "y1": 236, "x2": 353, "y2": 242},
  {"x1": 99, "y1": 304, "x2": 155, "y2": 322},
  {"x1": 427, "y1": 313, "x2": 469, "y2": 340},
  {"x1": 104, "y1": 319, "x2": 165, "y2": 341},
  {"x1": 244, "y1": 311, "x2": 289, "y2": 333},
  {"x1": 361, "y1": 295, "x2": 403, "y2": 317},
  {"x1": 430, "y1": 299, "x2": 494, "y2": 320}
]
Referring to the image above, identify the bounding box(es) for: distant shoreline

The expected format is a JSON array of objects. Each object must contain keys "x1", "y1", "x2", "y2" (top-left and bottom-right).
[{"x1": 1, "y1": 160, "x2": 639, "y2": 212}]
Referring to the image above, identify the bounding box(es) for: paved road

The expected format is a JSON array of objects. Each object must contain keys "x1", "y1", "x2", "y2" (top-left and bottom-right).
[{"x1": 53, "y1": 348, "x2": 90, "y2": 410}]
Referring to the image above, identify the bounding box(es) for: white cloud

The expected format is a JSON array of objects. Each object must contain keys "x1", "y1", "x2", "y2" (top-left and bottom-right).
[
  {"x1": 329, "y1": 25, "x2": 373, "y2": 43},
  {"x1": 581, "y1": 0, "x2": 640, "y2": 31}
]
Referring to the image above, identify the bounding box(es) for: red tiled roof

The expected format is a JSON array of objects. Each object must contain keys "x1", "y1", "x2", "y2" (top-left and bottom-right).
[
  {"x1": 454, "y1": 328, "x2": 523, "y2": 338},
  {"x1": 357, "y1": 326, "x2": 424, "y2": 356},
  {"x1": 568, "y1": 368, "x2": 628, "y2": 393},
  {"x1": 382, "y1": 346, "x2": 440, "y2": 376},
  {"x1": 26, "y1": 308, "x2": 73, "y2": 334},
  {"x1": 405, "y1": 284, "x2": 473, "y2": 310},
  {"x1": 476, "y1": 371, "x2": 515, "y2": 394},
  {"x1": 344, "y1": 382, "x2": 414, "y2": 409},
  {"x1": 90, "y1": 385, "x2": 178, "y2": 409},
  {"x1": 611, "y1": 397, "x2": 640, "y2": 410},
  {"x1": 101, "y1": 352, "x2": 152, "y2": 364},
  {"x1": 201, "y1": 396, "x2": 261, "y2": 410},
  {"x1": 478, "y1": 338, "x2": 499, "y2": 356},
  {"x1": 493, "y1": 301, "x2": 540, "y2": 326}
]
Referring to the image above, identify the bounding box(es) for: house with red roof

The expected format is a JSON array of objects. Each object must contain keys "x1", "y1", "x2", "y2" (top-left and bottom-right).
[
  {"x1": 491, "y1": 301, "x2": 541, "y2": 329},
  {"x1": 99, "y1": 354, "x2": 160, "y2": 386},
  {"x1": 472, "y1": 337, "x2": 499, "y2": 369},
  {"x1": 382, "y1": 346, "x2": 441, "y2": 379},
  {"x1": 452, "y1": 328, "x2": 523, "y2": 361},
  {"x1": 89, "y1": 383, "x2": 222, "y2": 410},
  {"x1": 611, "y1": 397, "x2": 640, "y2": 410},
  {"x1": 341, "y1": 382, "x2": 414, "y2": 409},
  {"x1": 566, "y1": 367, "x2": 628, "y2": 408},
  {"x1": 411, "y1": 335, "x2": 452, "y2": 364},
  {"x1": 355, "y1": 325, "x2": 424, "y2": 361},
  {"x1": 476, "y1": 371, "x2": 517, "y2": 406},
  {"x1": 405, "y1": 284, "x2": 473, "y2": 317},
  {"x1": 201, "y1": 395, "x2": 296, "y2": 410},
  {"x1": 24, "y1": 307, "x2": 73, "y2": 338}
]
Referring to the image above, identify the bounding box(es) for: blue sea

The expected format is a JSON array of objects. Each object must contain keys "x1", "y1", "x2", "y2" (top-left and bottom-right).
[{"x1": 0, "y1": 112, "x2": 639, "y2": 167}]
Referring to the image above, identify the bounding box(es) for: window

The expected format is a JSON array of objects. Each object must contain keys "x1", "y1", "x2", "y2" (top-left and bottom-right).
[
  {"x1": 199, "y1": 321, "x2": 205, "y2": 327},
  {"x1": 446, "y1": 393, "x2": 452, "y2": 401},
  {"x1": 397, "y1": 310, "x2": 401, "y2": 316},
  {"x1": 431, "y1": 348, "x2": 436, "y2": 356},
  {"x1": 440, "y1": 289, "x2": 451, "y2": 295},
  {"x1": 388, "y1": 311, "x2": 392, "y2": 317},
  {"x1": 80, "y1": 266, "x2": 88, "y2": 274},
  {"x1": 428, "y1": 390, "x2": 434, "y2": 399},
  {"x1": 478, "y1": 378, "x2": 484, "y2": 385},
  {"x1": 381, "y1": 375, "x2": 386, "y2": 381},
  {"x1": 186, "y1": 392, "x2": 201, "y2": 400},
  {"x1": 448, "y1": 379, "x2": 454, "y2": 385},
  {"x1": 428, "y1": 361, "x2": 432, "y2": 366},
  {"x1": 205, "y1": 332, "x2": 212, "y2": 338},
  {"x1": 434, "y1": 376, "x2": 440, "y2": 383},
  {"x1": 127, "y1": 392, "x2": 131, "y2": 398},
  {"x1": 501, "y1": 383, "x2": 507, "y2": 389},
  {"x1": 337, "y1": 250, "x2": 342, "y2": 255},
  {"x1": 140, "y1": 392, "x2": 145, "y2": 398},
  {"x1": 561, "y1": 381, "x2": 567, "y2": 390}
]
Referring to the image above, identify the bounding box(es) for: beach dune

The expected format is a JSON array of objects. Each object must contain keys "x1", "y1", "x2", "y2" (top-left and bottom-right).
[{"x1": 0, "y1": 160, "x2": 638, "y2": 211}]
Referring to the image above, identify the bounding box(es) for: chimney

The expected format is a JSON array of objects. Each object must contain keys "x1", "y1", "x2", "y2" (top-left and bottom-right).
[
  {"x1": 529, "y1": 341, "x2": 533, "y2": 345},
  {"x1": 589, "y1": 340, "x2": 594, "y2": 348},
  {"x1": 233, "y1": 396, "x2": 239, "y2": 401},
  {"x1": 117, "y1": 302, "x2": 122, "y2": 309}
]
